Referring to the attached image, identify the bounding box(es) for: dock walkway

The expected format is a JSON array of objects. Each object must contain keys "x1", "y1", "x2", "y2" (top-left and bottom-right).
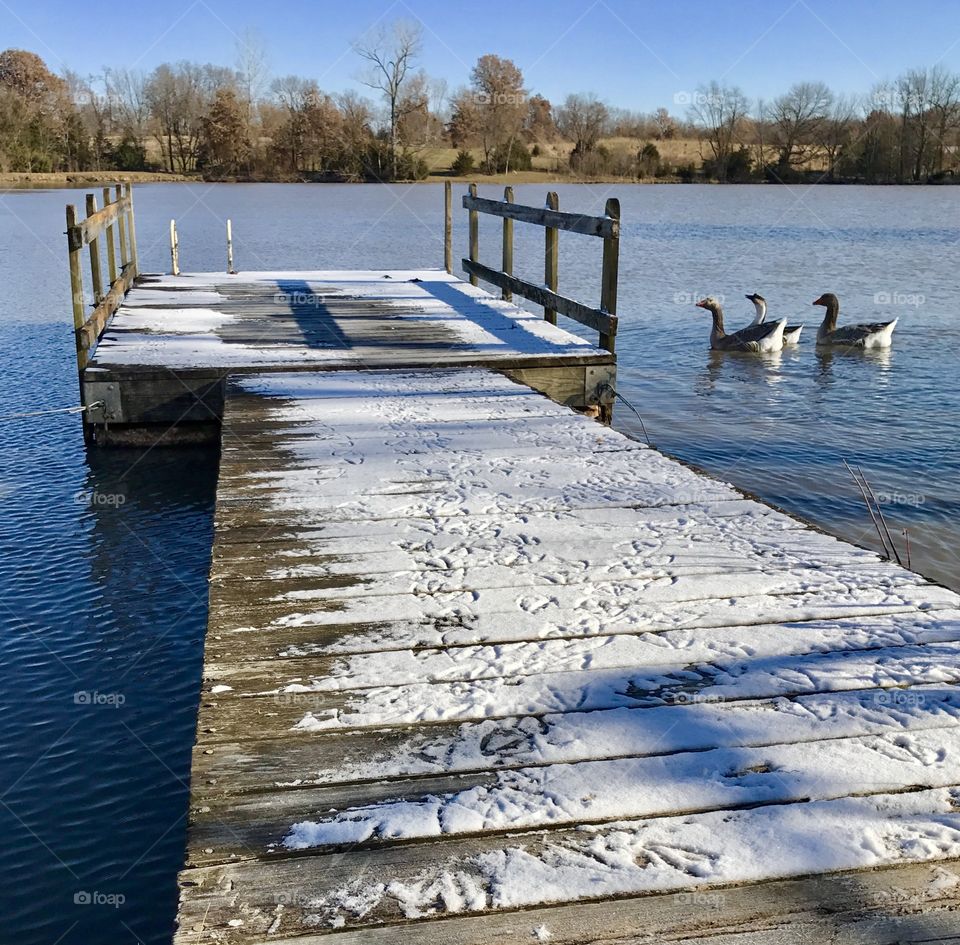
[{"x1": 175, "y1": 368, "x2": 960, "y2": 944}]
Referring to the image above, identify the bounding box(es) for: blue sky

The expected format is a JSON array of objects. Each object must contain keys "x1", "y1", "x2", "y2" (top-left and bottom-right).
[{"x1": 5, "y1": 0, "x2": 960, "y2": 110}]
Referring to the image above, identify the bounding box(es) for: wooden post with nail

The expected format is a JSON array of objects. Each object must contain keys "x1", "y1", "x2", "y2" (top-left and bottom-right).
[
  {"x1": 85, "y1": 194, "x2": 104, "y2": 305},
  {"x1": 115, "y1": 184, "x2": 128, "y2": 271},
  {"x1": 444, "y1": 181, "x2": 453, "y2": 274},
  {"x1": 467, "y1": 183, "x2": 478, "y2": 286},
  {"x1": 102, "y1": 188, "x2": 117, "y2": 286},
  {"x1": 599, "y1": 198, "x2": 620, "y2": 354},
  {"x1": 543, "y1": 191, "x2": 559, "y2": 325},
  {"x1": 501, "y1": 186, "x2": 514, "y2": 302}
]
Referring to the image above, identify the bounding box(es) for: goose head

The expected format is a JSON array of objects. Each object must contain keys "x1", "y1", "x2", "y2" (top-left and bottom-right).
[
  {"x1": 746, "y1": 292, "x2": 766, "y2": 322},
  {"x1": 813, "y1": 293, "x2": 839, "y2": 311},
  {"x1": 695, "y1": 296, "x2": 723, "y2": 315},
  {"x1": 695, "y1": 297, "x2": 725, "y2": 335}
]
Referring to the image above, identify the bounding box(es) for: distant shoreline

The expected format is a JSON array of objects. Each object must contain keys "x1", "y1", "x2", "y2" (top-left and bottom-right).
[{"x1": 2, "y1": 170, "x2": 956, "y2": 188}]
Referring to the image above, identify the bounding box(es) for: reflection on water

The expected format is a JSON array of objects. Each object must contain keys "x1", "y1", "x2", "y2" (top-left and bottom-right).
[{"x1": 0, "y1": 181, "x2": 958, "y2": 944}]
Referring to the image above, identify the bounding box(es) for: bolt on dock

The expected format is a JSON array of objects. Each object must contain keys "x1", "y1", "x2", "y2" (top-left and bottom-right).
[{"x1": 63, "y1": 185, "x2": 960, "y2": 943}]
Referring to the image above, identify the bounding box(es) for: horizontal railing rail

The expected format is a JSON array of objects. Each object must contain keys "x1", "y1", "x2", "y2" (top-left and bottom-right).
[{"x1": 444, "y1": 182, "x2": 619, "y2": 353}]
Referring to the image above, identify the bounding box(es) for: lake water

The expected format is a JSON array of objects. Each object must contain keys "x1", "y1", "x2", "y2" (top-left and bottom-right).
[{"x1": 1, "y1": 181, "x2": 957, "y2": 944}]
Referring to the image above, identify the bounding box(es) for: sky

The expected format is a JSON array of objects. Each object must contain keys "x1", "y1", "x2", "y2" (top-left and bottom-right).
[{"x1": 4, "y1": 0, "x2": 960, "y2": 111}]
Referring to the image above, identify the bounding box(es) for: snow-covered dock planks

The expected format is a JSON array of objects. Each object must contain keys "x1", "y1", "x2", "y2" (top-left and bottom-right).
[
  {"x1": 175, "y1": 368, "x2": 960, "y2": 944},
  {"x1": 81, "y1": 270, "x2": 615, "y2": 441}
]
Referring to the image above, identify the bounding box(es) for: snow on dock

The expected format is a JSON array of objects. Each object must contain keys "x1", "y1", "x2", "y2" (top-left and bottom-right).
[
  {"x1": 175, "y1": 368, "x2": 960, "y2": 944},
  {"x1": 81, "y1": 270, "x2": 615, "y2": 441}
]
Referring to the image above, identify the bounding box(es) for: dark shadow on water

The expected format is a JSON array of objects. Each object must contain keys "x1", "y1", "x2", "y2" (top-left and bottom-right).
[{"x1": 0, "y1": 443, "x2": 218, "y2": 945}]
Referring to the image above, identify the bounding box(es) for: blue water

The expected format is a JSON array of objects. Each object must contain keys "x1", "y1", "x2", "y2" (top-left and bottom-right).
[{"x1": 0, "y1": 182, "x2": 957, "y2": 943}]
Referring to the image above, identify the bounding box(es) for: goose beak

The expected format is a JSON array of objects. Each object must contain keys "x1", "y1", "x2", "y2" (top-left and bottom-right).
[
  {"x1": 812, "y1": 295, "x2": 824, "y2": 306},
  {"x1": 695, "y1": 300, "x2": 707, "y2": 309}
]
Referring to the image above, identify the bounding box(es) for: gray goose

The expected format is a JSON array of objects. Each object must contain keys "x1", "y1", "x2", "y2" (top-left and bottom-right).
[
  {"x1": 696, "y1": 297, "x2": 785, "y2": 352},
  {"x1": 814, "y1": 293, "x2": 897, "y2": 348}
]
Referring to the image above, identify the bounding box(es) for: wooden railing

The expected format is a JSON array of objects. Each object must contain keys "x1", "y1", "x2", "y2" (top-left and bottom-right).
[
  {"x1": 66, "y1": 183, "x2": 139, "y2": 374},
  {"x1": 443, "y1": 182, "x2": 620, "y2": 353}
]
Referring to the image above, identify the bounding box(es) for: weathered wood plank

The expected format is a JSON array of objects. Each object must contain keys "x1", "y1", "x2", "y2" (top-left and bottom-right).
[
  {"x1": 77, "y1": 191, "x2": 131, "y2": 245},
  {"x1": 461, "y1": 259, "x2": 617, "y2": 337},
  {"x1": 461, "y1": 193, "x2": 619, "y2": 239}
]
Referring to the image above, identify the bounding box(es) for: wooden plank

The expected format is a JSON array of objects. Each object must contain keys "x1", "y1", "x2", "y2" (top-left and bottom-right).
[
  {"x1": 85, "y1": 193, "x2": 104, "y2": 304},
  {"x1": 176, "y1": 859, "x2": 960, "y2": 944},
  {"x1": 77, "y1": 192, "x2": 130, "y2": 244},
  {"x1": 543, "y1": 191, "x2": 559, "y2": 325},
  {"x1": 467, "y1": 183, "x2": 478, "y2": 287},
  {"x1": 600, "y1": 197, "x2": 620, "y2": 355},
  {"x1": 461, "y1": 259, "x2": 617, "y2": 337},
  {"x1": 77, "y1": 263, "x2": 137, "y2": 351},
  {"x1": 444, "y1": 181, "x2": 452, "y2": 274},
  {"x1": 125, "y1": 183, "x2": 139, "y2": 274},
  {"x1": 115, "y1": 184, "x2": 129, "y2": 270},
  {"x1": 102, "y1": 188, "x2": 117, "y2": 285},
  {"x1": 462, "y1": 193, "x2": 619, "y2": 239},
  {"x1": 500, "y1": 186, "x2": 513, "y2": 302}
]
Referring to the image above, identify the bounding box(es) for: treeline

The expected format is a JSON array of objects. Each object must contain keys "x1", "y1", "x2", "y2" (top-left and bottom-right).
[{"x1": 0, "y1": 24, "x2": 958, "y2": 184}]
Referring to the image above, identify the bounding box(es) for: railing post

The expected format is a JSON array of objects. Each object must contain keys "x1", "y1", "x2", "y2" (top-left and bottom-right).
[
  {"x1": 102, "y1": 187, "x2": 117, "y2": 286},
  {"x1": 124, "y1": 183, "x2": 139, "y2": 277},
  {"x1": 66, "y1": 204, "x2": 92, "y2": 441},
  {"x1": 115, "y1": 184, "x2": 129, "y2": 271},
  {"x1": 170, "y1": 220, "x2": 180, "y2": 275},
  {"x1": 600, "y1": 197, "x2": 620, "y2": 354},
  {"x1": 544, "y1": 191, "x2": 559, "y2": 325},
  {"x1": 467, "y1": 183, "x2": 478, "y2": 287},
  {"x1": 226, "y1": 219, "x2": 235, "y2": 274},
  {"x1": 501, "y1": 186, "x2": 514, "y2": 302},
  {"x1": 444, "y1": 181, "x2": 452, "y2": 274},
  {"x1": 85, "y1": 193, "x2": 104, "y2": 305}
]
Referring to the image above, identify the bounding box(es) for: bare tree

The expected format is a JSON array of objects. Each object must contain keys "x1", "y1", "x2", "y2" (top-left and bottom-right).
[
  {"x1": 234, "y1": 28, "x2": 270, "y2": 133},
  {"x1": 929, "y1": 65, "x2": 960, "y2": 174},
  {"x1": 768, "y1": 80, "x2": 833, "y2": 170},
  {"x1": 555, "y1": 93, "x2": 609, "y2": 158},
  {"x1": 104, "y1": 67, "x2": 149, "y2": 148},
  {"x1": 353, "y1": 19, "x2": 422, "y2": 179},
  {"x1": 688, "y1": 81, "x2": 750, "y2": 182},
  {"x1": 818, "y1": 94, "x2": 859, "y2": 179}
]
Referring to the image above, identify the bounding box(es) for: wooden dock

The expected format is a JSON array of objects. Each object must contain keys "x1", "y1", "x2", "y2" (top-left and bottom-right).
[
  {"x1": 61, "y1": 187, "x2": 960, "y2": 943},
  {"x1": 175, "y1": 367, "x2": 960, "y2": 943}
]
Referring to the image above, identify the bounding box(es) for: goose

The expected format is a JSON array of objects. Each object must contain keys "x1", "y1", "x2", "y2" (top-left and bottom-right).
[
  {"x1": 813, "y1": 293, "x2": 897, "y2": 348},
  {"x1": 746, "y1": 293, "x2": 803, "y2": 345},
  {"x1": 695, "y1": 297, "x2": 786, "y2": 352}
]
